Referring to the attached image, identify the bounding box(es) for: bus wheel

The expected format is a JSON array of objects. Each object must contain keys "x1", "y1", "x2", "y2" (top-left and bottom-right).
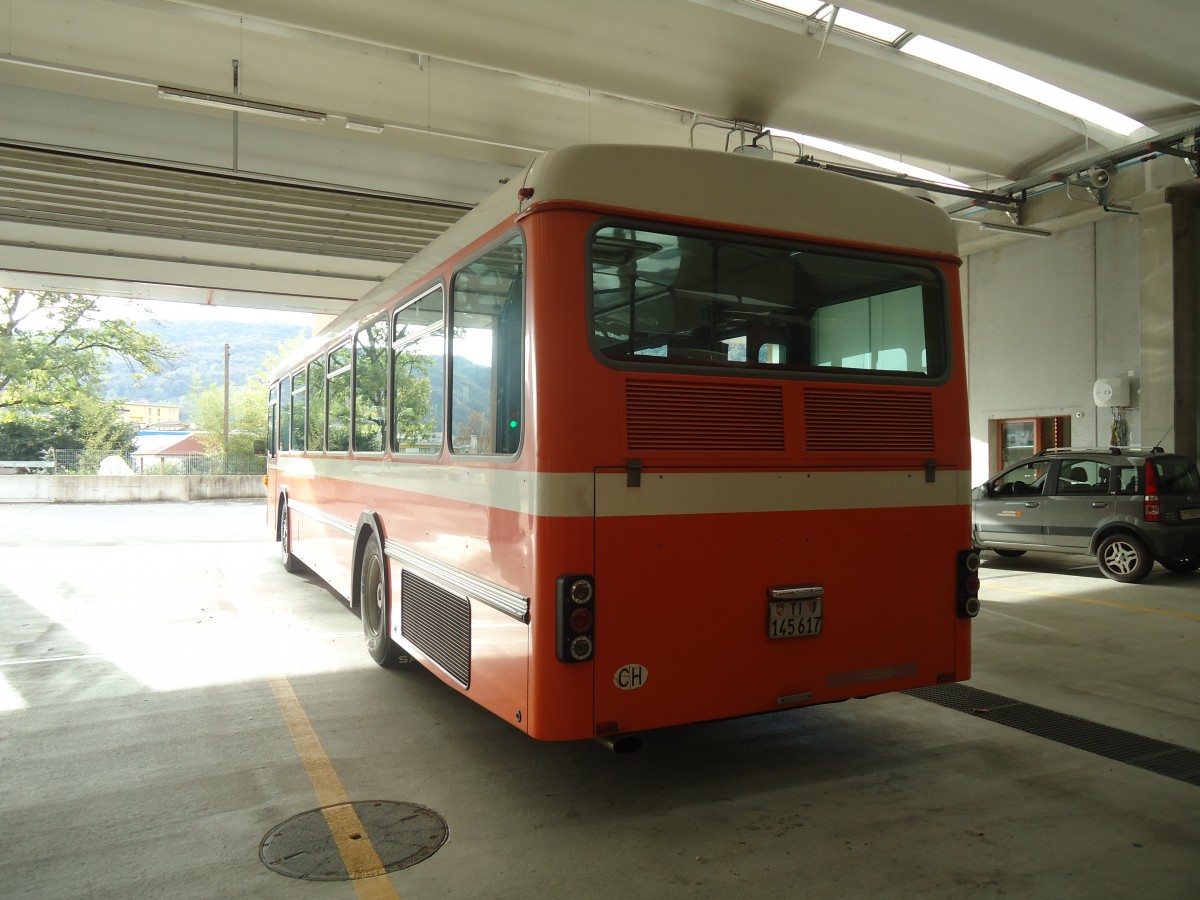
[
  {"x1": 361, "y1": 538, "x2": 403, "y2": 668},
  {"x1": 280, "y1": 501, "x2": 303, "y2": 574}
]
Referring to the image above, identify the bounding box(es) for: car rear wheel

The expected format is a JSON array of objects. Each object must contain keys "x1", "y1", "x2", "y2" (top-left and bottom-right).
[
  {"x1": 1160, "y1": 554, "x2": 1200, "y2": 573},
  {"x1": 993, "y1": 549, "x2": 1026, "y2": 558},
  {"x1": 1097, "y1": 533, "x2": 1153, "y2": 583}
]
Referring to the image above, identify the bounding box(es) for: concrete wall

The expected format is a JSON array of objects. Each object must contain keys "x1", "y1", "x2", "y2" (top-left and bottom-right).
[
  {"x1": 0, "y1": 476, "x2": 264, "y2": 503},
  {"x1": 963, "y1": 215, "x2": 1142, "y2": 487}
]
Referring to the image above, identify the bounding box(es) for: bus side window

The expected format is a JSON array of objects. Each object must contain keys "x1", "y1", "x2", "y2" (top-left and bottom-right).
[
  {"x1": 450, "y1": 234, "x2": 524, "y2": 456},
  {"x1": 354, "y1": 316, "x2": 389, "y2": 453},
  {"x1": 267, "y1": 384, "x2": 278, "y2": 456},
  {"x1": 307, "y1": 356, "x2": 326, "y2": 452},
  {"x1": 290, "y1": 369, "x2": 306, "y2": 452},
  {"x1": 279, "y1": 374, "x2": 291, "y2": 453},
  {"x1": 327, "y1": 343, "x2": 352, "y2": 452},
  {"x1": 393, "y1": 286, "x2": 445, "y2": 455}
]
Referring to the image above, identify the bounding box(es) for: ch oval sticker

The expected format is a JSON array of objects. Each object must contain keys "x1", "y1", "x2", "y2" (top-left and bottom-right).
[{"x1": 613, "y1": 664, "x2": 649, "y2": 691}]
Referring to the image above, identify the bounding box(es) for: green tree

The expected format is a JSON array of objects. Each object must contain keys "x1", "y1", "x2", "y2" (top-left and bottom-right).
[
  {"x1": 0, "y1": 289, "x2": 179, "y2": 413},
  {"x1": 187, "y1": 335, "x2": 307, "y2": 454},
  {"x1": 190, "y1": 380, "x2": 267, "y2": 455},
  {"x1": 0, "y1": 289, "x2": 178, "y2": 461}
]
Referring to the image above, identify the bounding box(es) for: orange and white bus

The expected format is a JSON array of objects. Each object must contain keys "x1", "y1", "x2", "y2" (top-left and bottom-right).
[{"x1": 266, "y1": 143, "x2": 979, "y2": 747}]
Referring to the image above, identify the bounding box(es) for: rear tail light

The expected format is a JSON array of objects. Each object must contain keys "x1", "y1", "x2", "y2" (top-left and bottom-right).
[
  {"x1": 1143, "y1": 463, "x2": 1161, "y2": 522},
  {"x1": 957, "y1": 550, "x2": 981, "y2": 618},
  {"x1": 556, "y1": 575, "x2": 595, "y2": 663}
]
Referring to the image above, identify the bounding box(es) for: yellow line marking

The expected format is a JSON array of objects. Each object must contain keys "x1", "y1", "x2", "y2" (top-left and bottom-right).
[
  {"x1": 269, "y1": 675, "x2": 402, "y2": 900},
  {"x1": 986, "y1": 583, "x2": 1200, "y2": 621}
]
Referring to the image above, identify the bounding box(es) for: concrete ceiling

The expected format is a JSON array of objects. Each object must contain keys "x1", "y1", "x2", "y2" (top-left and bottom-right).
[{"x1": 1, "y1": 0, "x2": 1198, "y2": 317}]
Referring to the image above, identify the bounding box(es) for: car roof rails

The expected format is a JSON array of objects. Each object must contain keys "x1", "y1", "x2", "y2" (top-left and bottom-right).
[{"x1": 1034, "y1": 446, "x2": 1169, "y2": 457}]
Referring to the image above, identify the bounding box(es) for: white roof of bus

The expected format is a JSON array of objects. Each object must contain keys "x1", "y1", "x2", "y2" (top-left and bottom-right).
[
  {"x1": 283, "y1": 144, "x2": 957, "y2": 374},
  {"x1": 526, "y1": 143, "x2": 957, "y2": 256}
]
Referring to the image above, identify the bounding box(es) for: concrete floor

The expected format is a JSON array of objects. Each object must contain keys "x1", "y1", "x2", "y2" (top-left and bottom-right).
[{"x1": 0, "y1": 500, "x2": 1196, "y2": 899}]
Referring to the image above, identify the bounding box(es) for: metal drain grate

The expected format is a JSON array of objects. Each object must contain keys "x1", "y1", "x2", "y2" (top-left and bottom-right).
[{"x1": 906, "y1": 683, "x2": 1200, "y2": 787}]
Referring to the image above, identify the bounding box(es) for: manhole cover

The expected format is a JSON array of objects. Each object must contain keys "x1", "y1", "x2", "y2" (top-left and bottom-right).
[{"x1": 259, "y1": 800, "x2": 448, "y2": 881}]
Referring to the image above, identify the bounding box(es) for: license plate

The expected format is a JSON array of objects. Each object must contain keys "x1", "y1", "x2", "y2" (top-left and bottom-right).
[
  {"x1": 1181, "y1": 508, "x2": 1200, "y2": 521},
  {"x1": 768, "y1": 598, "x2": 823, "y2": 639}
]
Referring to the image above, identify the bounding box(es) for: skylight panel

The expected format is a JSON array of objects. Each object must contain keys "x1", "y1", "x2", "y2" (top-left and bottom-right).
[
  {"x1": 767, "y1": 127, "x2": 970, "y2": 187},
  {"x1": 900, "y1": 36, "x2": 1145, "y2": 137},
  {"x1": 814, "y1": 7, "x2": 906, "y2": 43},
  {"x1": 754, "y1": 1, "x2": 825, "y2": 17},
  {"x1": 755, "y1": 2, "x2": 906, "y2": 43}
]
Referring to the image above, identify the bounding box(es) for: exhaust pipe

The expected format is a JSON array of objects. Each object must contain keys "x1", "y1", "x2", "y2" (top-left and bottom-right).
[{"x1": 594, "y1": 734, "x2": 642, "y2": 754}]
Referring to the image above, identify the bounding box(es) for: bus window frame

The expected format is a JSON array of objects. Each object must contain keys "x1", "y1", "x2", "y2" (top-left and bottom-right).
[
  {"x1": 585, "y1": 217, "x2": 954, "y2": 387},
  {"x1": 353, "y1": 313, "x2": 391, "y2": 456},
  {"x1": 326, "y1": 341, "x2": 353, "y2": 454},
  {"x1": 448, "y1": 229, "x2": 526, "y2": 461},
  {"x1": 307, "y1": 354, "x2": 326, "y2": 453},
  {"x1": 267, "y1": 384, "x2": 278, "y2": 457},
  {"x1": 290, "y1": 367, "x2": 307, "y2": 453},
  {"x1": 278, "y1": 373, "x2": 292, "y2": 453},
  {"x1": 391, "y1": 281, "x2": 447, "y2": 459}
]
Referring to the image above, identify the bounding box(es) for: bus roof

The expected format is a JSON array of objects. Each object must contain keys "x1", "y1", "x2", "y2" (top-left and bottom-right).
[
  {"x1": 524, "y1": 143, "x2": 958, "y2": 257},
  {"x1": 281, "y1": 144, "x2": 958, "y2": 375}
]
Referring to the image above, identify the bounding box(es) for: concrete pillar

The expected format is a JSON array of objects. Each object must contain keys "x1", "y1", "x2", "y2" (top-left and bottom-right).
[
  {"x1": 1138, "y1": 185, "x2": 1200, "y2": 456},
  {"x1": 1169, "y1": 186, "x2": 1200, "y2": 458}
]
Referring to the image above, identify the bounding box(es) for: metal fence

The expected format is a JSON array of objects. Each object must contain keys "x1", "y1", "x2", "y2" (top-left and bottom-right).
[{"x1": 38, "y1": 448, "x2": 267, "y2": 476}]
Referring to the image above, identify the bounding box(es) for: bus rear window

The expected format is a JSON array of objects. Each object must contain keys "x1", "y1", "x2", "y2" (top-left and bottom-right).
[{"x1": 589, "y1": 225, "x2": 947, "y2": 377}]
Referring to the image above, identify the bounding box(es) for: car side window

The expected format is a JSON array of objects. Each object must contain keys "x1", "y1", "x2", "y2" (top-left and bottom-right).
[
  {"x1": 1115, "y1": 465, "x2": 1140, "y2": 494},
  {"x1": 992, "y1": 461, "x2": 1050, "y2": 496},
  {"x1": 1055, "y1": 460, "x2": 1110, "y2": 494}
]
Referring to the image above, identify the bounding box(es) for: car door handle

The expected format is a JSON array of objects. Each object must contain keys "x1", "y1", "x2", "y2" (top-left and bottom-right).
[
  {"x1": 1025, "y1": 502, "x2": 1039, "y2": 508},
  {"x1": 1091, "y1": 501, "x2": 1109, "y2": 508}
]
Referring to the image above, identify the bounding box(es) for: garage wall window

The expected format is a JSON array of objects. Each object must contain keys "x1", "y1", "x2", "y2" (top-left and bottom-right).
[{"x1": 995, "y1": 416, "x2": 1069, "y2": 472}]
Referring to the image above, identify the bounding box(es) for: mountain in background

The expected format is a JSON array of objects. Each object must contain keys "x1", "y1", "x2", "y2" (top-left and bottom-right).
[{"x1": 105, "y1": 319, "x2": 312, "y2": 418}]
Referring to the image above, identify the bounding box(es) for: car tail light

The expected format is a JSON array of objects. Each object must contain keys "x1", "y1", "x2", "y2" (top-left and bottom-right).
[
  {"x1": 957, "y1": 550, "x2": 981, "y2": 618},
  {"x1": 1143, "y1": 462, "x2": 1161, "y2": 522},
  {"x1": 556, "y1": 575, "x2": 595, "y2": 663}
]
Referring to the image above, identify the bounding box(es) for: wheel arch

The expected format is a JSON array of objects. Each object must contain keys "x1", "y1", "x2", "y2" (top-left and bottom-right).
[
  {"x1": 1089, "y1": 523, "x2": 1149, "y2": 556},
  {"x1": 351, "y1": 510, "x2": 387, "y2": 612}
]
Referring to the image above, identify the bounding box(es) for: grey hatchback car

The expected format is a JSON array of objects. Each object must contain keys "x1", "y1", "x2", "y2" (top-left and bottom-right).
[{"x1": 972, "y1": 447, "x2": 1200, "y2": 582}]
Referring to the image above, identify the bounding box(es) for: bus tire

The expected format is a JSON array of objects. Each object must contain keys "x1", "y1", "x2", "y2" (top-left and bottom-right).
[
  {"x1": 280, "y1": 500, "x2": 304, "y2": 574},
  {"x1": 360, "y1": 536, "x2": 404, "y2": 668}
]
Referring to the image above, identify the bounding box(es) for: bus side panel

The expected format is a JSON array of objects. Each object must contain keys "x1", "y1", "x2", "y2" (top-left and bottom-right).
[{"x1": 591, "y1": 495, "x2": 970, "y2": 736}]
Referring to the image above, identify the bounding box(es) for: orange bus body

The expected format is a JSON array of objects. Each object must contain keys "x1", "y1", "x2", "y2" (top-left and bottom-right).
[{"x1": 266, "y1": 144, "x2": 976, "y2": 742}]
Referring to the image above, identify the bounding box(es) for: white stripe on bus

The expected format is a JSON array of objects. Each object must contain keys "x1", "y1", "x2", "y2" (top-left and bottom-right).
[{"x1": 274, "y1": 457, "x2": 972, "y2": 518}]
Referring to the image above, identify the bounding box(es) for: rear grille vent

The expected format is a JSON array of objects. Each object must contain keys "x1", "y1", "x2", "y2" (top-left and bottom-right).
[
  {"x1": 625, "y1": 380, "x2": 785, "y2": 453},
  {"x1": 804, "y1": 388, "x2": 934, "y2": 453},
  {"x1": 400, "y1": 571, "x2": 471, "y2": 688}
]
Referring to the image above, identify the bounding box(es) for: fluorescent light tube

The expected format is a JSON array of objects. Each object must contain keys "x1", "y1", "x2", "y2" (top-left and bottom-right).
[{"x1": 157, "y1": 86, "x2": 327, "y2": 123}]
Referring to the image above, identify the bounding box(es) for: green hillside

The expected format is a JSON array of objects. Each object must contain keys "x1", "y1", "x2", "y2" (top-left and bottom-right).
[{"x1": 105, "y1": 319, "x2": 312, "y2": 418}]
